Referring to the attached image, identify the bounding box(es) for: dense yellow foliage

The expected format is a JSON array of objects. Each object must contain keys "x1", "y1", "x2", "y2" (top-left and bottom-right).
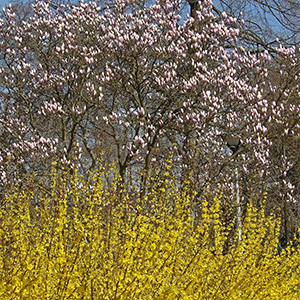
[{"x1": 0, "y1": 164, "x2": 299, "y2": 299}]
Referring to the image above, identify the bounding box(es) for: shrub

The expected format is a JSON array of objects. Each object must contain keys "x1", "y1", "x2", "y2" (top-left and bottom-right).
[{"x1": 0, "y1": 164, "x2": 299, "y2": 299}]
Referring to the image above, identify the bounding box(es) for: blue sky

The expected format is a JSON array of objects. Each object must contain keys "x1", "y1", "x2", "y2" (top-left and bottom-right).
[{"x1": 0, "y1": 0, "x2": 16, "y2": 8}]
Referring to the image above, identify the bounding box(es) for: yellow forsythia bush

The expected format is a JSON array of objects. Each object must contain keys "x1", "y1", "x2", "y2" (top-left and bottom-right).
[{"x1": 0, "y1": 164, "x2": 299, "y2": 299}]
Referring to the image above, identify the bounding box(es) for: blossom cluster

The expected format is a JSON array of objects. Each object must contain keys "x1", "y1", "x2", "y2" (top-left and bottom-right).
[{"x1": 0, "y1": 0, "x2": 299, "y2": 204}]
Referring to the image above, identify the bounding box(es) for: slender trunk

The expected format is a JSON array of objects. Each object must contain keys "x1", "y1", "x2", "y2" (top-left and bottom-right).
[
  {"x1": 140, "y1": 147, "x2": 153, "y2": 199},
  {"x1": 235, "y1": 162, "x2": 242, "y2": 242}
]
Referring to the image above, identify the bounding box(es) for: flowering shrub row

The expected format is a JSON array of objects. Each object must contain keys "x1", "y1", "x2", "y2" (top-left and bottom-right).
[{"x1": 0, "y1": 163, "x2": 299, "y2": 299}]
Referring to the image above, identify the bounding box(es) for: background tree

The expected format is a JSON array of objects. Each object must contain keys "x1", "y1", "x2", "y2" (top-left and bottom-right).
[
  {"x1": 186, "y1": 0, "x2": 300, "y2": 246},
  {"x1": 210, "y1": 0, "x2": 300, "y2": 50},
  {"x1": 0, "y1": 0, "x2": 299, "y2": 246}
]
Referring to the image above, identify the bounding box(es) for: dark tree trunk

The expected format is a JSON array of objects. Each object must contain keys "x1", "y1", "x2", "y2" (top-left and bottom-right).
[{"x1": 187, "y1": 0, "x2": 201, "y2": 19}]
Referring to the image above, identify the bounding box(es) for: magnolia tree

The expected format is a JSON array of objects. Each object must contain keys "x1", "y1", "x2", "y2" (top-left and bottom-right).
[
  {"x1": 264, "y1": 46, "x2": 300, "y2": 245},
  {"x1": 0, "y1": 0, "x2": 299, "y2": 238}
]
